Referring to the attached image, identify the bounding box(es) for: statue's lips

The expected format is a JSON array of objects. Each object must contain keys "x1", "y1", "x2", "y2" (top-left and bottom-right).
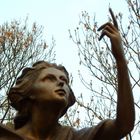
[{"x1": 55, "y1": 89, "x2": 66, "y2": 96}]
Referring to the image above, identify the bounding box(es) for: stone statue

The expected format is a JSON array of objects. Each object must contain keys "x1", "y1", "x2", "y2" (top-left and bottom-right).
[{"x1": 0, "y1": 8, "x2": 135, "y2": 140}]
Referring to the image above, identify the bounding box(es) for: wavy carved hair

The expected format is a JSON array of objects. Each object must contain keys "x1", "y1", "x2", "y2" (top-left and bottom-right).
[{"x1": 8, "y1": 61, "x2": 75, "y2": 129}]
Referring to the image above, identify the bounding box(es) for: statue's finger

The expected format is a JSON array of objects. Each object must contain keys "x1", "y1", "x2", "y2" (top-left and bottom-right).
[
  {"x1": 98, "y1": 32, "x2": 105, "y2": 41},
  {"x1": 97, "y1": 23, "x2": 108, "y2": 31},
  {"x1": 109, "y1": 8, "x2": 118, "y2": 30}
]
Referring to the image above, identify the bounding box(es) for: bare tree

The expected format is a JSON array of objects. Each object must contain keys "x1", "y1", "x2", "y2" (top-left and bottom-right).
[
  {"x1": 68, "y1": 0, "x2": 140, "y2": 139},
  {"x1": 0, "y1": 17, "x2": 56, "y2": 124}
]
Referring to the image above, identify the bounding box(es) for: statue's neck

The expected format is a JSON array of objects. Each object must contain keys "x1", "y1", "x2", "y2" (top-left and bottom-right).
[{"x1": 16, "y1": 103, "x2": 62, "y2": 139}]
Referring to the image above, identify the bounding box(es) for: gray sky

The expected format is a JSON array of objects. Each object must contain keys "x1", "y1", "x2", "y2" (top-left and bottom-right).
[{"x1": 0, "y1": 0, "x2": 128, "y2": 69}]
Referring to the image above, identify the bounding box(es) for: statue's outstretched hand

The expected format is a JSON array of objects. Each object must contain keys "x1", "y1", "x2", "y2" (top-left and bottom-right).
[{"x1": 98, "y1": 8, "x2": 124, "y2": 61}]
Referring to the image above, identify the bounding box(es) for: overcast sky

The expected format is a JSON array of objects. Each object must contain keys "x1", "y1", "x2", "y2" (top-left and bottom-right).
[
  {"x1": 0, "y1": 0, "x2": 128, "y2": 69},
  {"x1": 0, "y1": 0, "x2": 128, "y2": 91}
]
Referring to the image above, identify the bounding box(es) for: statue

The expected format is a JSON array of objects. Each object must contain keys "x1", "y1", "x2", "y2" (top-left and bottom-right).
[{"x1": 0, "y1": 8, "x2": 135, "y2": 140}]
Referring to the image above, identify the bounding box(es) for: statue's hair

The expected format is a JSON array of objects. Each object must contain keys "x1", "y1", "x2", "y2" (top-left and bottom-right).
[{"x1": 8, "y1": 61, "x2": 75, "y2": 129}]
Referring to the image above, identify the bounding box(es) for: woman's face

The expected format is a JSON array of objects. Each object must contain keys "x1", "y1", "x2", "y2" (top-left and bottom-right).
[{"x1": 31, "y1": 67, "x2": 70, "y2": 107}]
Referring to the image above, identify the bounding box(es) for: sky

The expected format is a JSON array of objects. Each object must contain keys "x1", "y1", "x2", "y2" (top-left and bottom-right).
[
  {"x1": 0, "y1": 0, "x2": 128, "y2": 92},
  {"x1": 0, "y1": 1, "x2": 128, "y2": 71},
  {"x1": 0, "y1": 0, "x2": 139, "y2": 139}
]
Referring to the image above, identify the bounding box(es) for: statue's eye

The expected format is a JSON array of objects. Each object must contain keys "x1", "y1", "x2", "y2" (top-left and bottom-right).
[{"x1": 60, "y1": 76, "x2": 68, "y2": 84}]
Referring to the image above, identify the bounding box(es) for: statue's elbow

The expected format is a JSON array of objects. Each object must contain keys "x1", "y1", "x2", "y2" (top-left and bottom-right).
[
  {"x1": 120, "y1": 122, "x2": 135, "y2": 137},
  {"x1": 128, "y1": 122, "x2": 135, "y2": 133}
]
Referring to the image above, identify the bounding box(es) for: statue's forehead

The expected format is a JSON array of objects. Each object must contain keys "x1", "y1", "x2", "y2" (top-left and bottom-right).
[{"x1": 38, "y1": 67, "x2": 67, "y2": 78}]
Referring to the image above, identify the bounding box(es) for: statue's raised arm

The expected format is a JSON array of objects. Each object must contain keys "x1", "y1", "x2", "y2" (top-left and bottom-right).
[{"x1": 97, "y1": 8, "x2": 135, "y2": 139}]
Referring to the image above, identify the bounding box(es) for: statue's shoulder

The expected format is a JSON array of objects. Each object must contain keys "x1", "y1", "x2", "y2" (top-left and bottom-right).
[{"x1": 0, "y1": 124, "x2": 24, "y2": 140}]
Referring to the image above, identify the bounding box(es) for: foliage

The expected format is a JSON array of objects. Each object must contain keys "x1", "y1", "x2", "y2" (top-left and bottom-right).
[{"x1": 0, "y1": 17, "x2": 55, "y2": 124}]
